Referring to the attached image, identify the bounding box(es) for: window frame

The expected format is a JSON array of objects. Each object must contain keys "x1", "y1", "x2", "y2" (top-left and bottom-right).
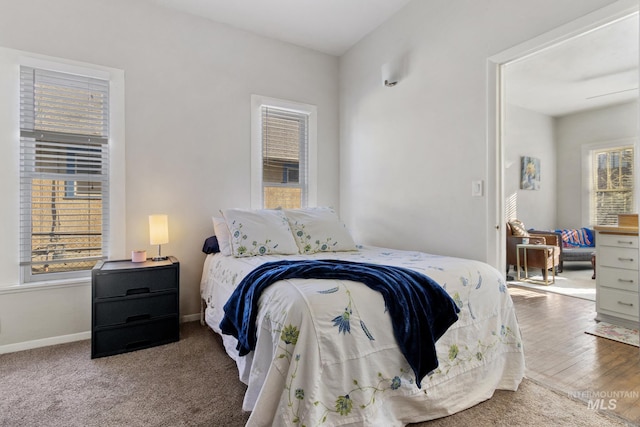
[
  {"x1": 582, "y1": 138, "x2": 637, "y2": 227},
  {"x1": 12, "y1": 53, "x2": 126, "y2": 285},
  {"x1": 250, "y1": 95, "x2": 317, "y2": 209}
]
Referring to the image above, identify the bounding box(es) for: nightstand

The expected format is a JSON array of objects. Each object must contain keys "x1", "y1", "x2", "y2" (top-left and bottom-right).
[{"x1": 91, "y1": 256, "x2": 180, "y2": 358}]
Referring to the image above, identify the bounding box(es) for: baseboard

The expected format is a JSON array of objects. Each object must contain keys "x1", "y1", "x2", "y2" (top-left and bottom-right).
[
  {"x1": 0, "y1": 314, "x2": 202, "y2": 355},
  {"x1": 0, "y1": 331, "x2": 91, "y2": 355},
  {"x1": 181, "y1": 313, "x2": 200, "y2": 323}
]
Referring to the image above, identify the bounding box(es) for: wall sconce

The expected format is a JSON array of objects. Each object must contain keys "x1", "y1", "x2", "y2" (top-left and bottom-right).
[
  {"x1": 149, "y1": 214, "x2": 169, "y2": 261},
  {"x1": 382, "y1": 54, "x2": 409, "y2": 87},
  {"x1": 381, "y1": 62, "x2": 398, "y2": 87}
]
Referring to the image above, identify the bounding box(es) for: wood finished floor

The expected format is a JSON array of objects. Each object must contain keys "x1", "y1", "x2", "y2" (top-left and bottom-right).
[{"x1": 509, "y1": 285, "x2": 640, "y2": 425}]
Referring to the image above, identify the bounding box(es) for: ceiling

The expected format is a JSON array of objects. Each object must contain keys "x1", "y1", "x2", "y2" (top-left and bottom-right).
[
  {"x1": 505, "y1": 13, "x2": 639, "y2": 117},
  {"x1": 138, "y1": 0, "x2": 412, "y2": 56},
  {"x1": 136, "y1": 1, "x2": 637, "y2": 117}
]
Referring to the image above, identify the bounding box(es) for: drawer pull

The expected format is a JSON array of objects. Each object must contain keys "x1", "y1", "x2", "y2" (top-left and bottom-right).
[
  {"x1": 617, "y1": 301, "x2": 634, "y2": 307},
  {"x1": 126, "y1": 287, "x2": 150, "y2": 295},
  {"x1": 617, "y1": 279, "x2": 635, "y2": 283},
  {"x1": 125, "y1": 314, "x2": 151, "y2": 323},
  {"x1": 617, "y1": 257, "x2": 634, "y2": 262},
  {"x1": 617, "y1": 240, "x2": 634, "y2": 245}
]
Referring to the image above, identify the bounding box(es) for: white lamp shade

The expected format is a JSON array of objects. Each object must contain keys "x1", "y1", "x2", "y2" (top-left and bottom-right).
[
  {"x1": 381, "y1": 62, "x2": 397, "y2": 85},
  {"x1": 149, "y1": 214, "x2": 169, "y2": 245}
]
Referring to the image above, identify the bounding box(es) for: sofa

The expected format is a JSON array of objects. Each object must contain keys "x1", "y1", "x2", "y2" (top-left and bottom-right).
[
  {"x1": 555, "y1": 227, "x2": 596, "y2": 276},
  {"x1": 531, "y1": 228, "x2": 595, "y2": 273}
]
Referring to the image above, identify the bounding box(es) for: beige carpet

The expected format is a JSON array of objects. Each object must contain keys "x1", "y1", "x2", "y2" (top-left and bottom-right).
[{"x1": 0, "y1": 322, "x2": 633, "y2": 427}]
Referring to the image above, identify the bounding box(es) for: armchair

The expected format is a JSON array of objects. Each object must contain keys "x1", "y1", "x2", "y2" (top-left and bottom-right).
[{"x1": 506, "y1": 220, "x2": 561, "y2": 282}]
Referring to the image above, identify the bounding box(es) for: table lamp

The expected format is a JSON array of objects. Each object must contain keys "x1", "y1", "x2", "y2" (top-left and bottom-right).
[{"x1": 149, "y1": 214, "x2": 169, "y2": 261}]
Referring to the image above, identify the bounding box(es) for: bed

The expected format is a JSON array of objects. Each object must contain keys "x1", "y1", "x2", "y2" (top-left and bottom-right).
[{"x1": 200, "y1": 207, "x2": 525, "y2": 426}]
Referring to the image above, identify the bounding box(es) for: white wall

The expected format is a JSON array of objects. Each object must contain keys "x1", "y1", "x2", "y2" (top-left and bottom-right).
[
  {"x1": 339, "y1": 0, "x2": 621, "y2": 261},
  {"x1": 0, "y1": 0, "x2": 340, "y2": 350},
  {"x1": 556, "y1": 101, "x2": 639, "y2": 228},
  {"x1": 504, "y1": 105, "x2": 557, "y2": 230}
]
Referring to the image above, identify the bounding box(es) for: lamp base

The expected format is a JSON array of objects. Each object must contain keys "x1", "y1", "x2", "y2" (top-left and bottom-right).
[{"x1": 152, "y1": 244, "x2": 167, "y2": 261}]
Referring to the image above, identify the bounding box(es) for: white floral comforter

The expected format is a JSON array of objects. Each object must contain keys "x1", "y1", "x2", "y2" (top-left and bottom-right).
[{"x1": 200, "y1": 246, "x2": 525, "y2": 426}]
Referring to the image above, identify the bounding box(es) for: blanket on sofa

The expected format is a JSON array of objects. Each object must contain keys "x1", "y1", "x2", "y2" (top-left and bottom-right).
[{"x1": 555, "y1": 228, "x2": 594, "y2": 248}]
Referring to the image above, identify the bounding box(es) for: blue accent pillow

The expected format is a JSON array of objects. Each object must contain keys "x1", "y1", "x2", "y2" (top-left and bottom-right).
[{"x1": 202, "y1": 235, "x2": 220, "y2": 254}]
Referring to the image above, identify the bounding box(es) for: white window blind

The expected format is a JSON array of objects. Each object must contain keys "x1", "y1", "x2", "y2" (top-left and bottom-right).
[
  {"x1": 261, "y1": 106, "x2": 309, "y2": 209},
  {"x1": 591, "y1": 146, "x2": 634, "y2": 226},
  {"x1": 20, "y1": 66, "x2": 110, "y2": 279}
]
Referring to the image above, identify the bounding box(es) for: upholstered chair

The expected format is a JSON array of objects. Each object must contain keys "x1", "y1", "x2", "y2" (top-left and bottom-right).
[{"x1": 506, "y1": 220, "x2": 561, "y2": 281}]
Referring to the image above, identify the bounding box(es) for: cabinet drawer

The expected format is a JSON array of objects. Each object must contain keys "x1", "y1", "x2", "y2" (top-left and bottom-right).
[
  {"x1": 92, "y1": 316, "x2": 179, "y2": 358},
  {"x1": 597, "y1": 233, "x2": 638, "y2": 249},
  {"x1": 598, "y1": 288, "x2": 639, "y2": 320},
  {"x1": 94, "y1": 291, "x2": 178, "y2": 328},
  {"x1": 597, "y1": 247, "x2": 638, "y2": 270},
  {"x1": 93, "y1": 267, "x2": 178, "y2": 298},
  {"x1": 597, "y1": 266, "x2": 638, "y2": 292}
]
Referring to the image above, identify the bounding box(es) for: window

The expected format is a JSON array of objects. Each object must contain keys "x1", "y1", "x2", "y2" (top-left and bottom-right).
[
  {"x1": 590, "y1": 145, "x2": 634, "y2": 226},
  {"x1": 261, "y1": 106, "x2": 308, "y2": 209},
  {"x1": 20, "y1": 66, "x2": 110, "y2": 281},
  {"x1": 251, "y1": 96, "x2": 317, "y2": 209}
]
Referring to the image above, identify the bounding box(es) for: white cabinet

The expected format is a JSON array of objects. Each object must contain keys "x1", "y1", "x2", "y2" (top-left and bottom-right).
[{"x1": 595, "y1": 232, "x2": 639, "y2": 329}]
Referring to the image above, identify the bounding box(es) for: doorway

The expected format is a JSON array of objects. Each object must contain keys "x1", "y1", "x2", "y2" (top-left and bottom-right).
[{"x1": 487, "y1": 1, "x2": 640, "y2": 285}]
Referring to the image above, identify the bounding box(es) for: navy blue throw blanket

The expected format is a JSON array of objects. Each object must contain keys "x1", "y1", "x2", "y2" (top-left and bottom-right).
[{"x1": 219, "y1": 259, "x2": 460, "y2": 388}]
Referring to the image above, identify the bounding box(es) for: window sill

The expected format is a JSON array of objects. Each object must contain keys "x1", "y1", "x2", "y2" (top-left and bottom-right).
[{"x1": 0, "y1": 277, "x2": 90, "y2": 295}]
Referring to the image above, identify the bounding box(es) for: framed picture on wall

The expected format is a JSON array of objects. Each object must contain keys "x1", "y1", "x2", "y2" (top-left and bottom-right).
[{"x1": 520, "y1": 156, "x2": 540, "y2": 190}]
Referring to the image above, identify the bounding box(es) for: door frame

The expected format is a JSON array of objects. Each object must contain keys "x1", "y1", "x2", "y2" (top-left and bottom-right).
[{"x1": 486, "y1": 0, "x2": 639, "y2": 274}]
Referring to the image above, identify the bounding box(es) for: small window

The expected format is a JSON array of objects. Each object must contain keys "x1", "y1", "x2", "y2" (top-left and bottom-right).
[
  {"x1": 251, "y1": 96, "x2": 317, "y2": 209},
  {"x1": 590, "y1": 145, "x2": 634, "y2": 225}
]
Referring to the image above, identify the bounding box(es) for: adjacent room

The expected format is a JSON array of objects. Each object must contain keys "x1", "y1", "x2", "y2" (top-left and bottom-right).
[
  {"x1": 503, "y1": 11, "x2": 639, "y2": 302},
  {"x1": 0, "y1": 0, "x2": 638, "y2": 426}
]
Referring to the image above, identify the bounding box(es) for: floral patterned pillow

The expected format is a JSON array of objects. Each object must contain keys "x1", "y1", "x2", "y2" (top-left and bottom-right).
[
  {"x1": 221, "y1": 208, "x2": 299, "y2": 257},
  {"x1": 285, "y1": 207, "x2": 356, "y2": 254}
]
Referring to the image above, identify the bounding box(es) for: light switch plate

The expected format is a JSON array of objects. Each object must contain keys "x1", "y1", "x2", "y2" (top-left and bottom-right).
[{"x1": 472, "y1": 180, "x2": 483, "y2": 197}]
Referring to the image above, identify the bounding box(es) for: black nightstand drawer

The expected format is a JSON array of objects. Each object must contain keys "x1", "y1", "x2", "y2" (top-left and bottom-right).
[
  {"x1": 92, "y1": 317, "x2": 179, "y2": 358},
  {"x1": 94, "y1": 291, "x2": 178, "y2": 328},
  {"x1": 94, "y1": 266, "x2": 178, "y2": 298}
]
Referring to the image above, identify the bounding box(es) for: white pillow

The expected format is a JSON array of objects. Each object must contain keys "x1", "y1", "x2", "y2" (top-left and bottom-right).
[
  {"x1": 212, "y1": 216, "x2": 232, "y2": 256},
  {"x1": 284, "y1": 207, "x2": 356, "y2": 254},
  {"x1": 221, "y1": 208, "x2": 299, "y2": 257}
]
